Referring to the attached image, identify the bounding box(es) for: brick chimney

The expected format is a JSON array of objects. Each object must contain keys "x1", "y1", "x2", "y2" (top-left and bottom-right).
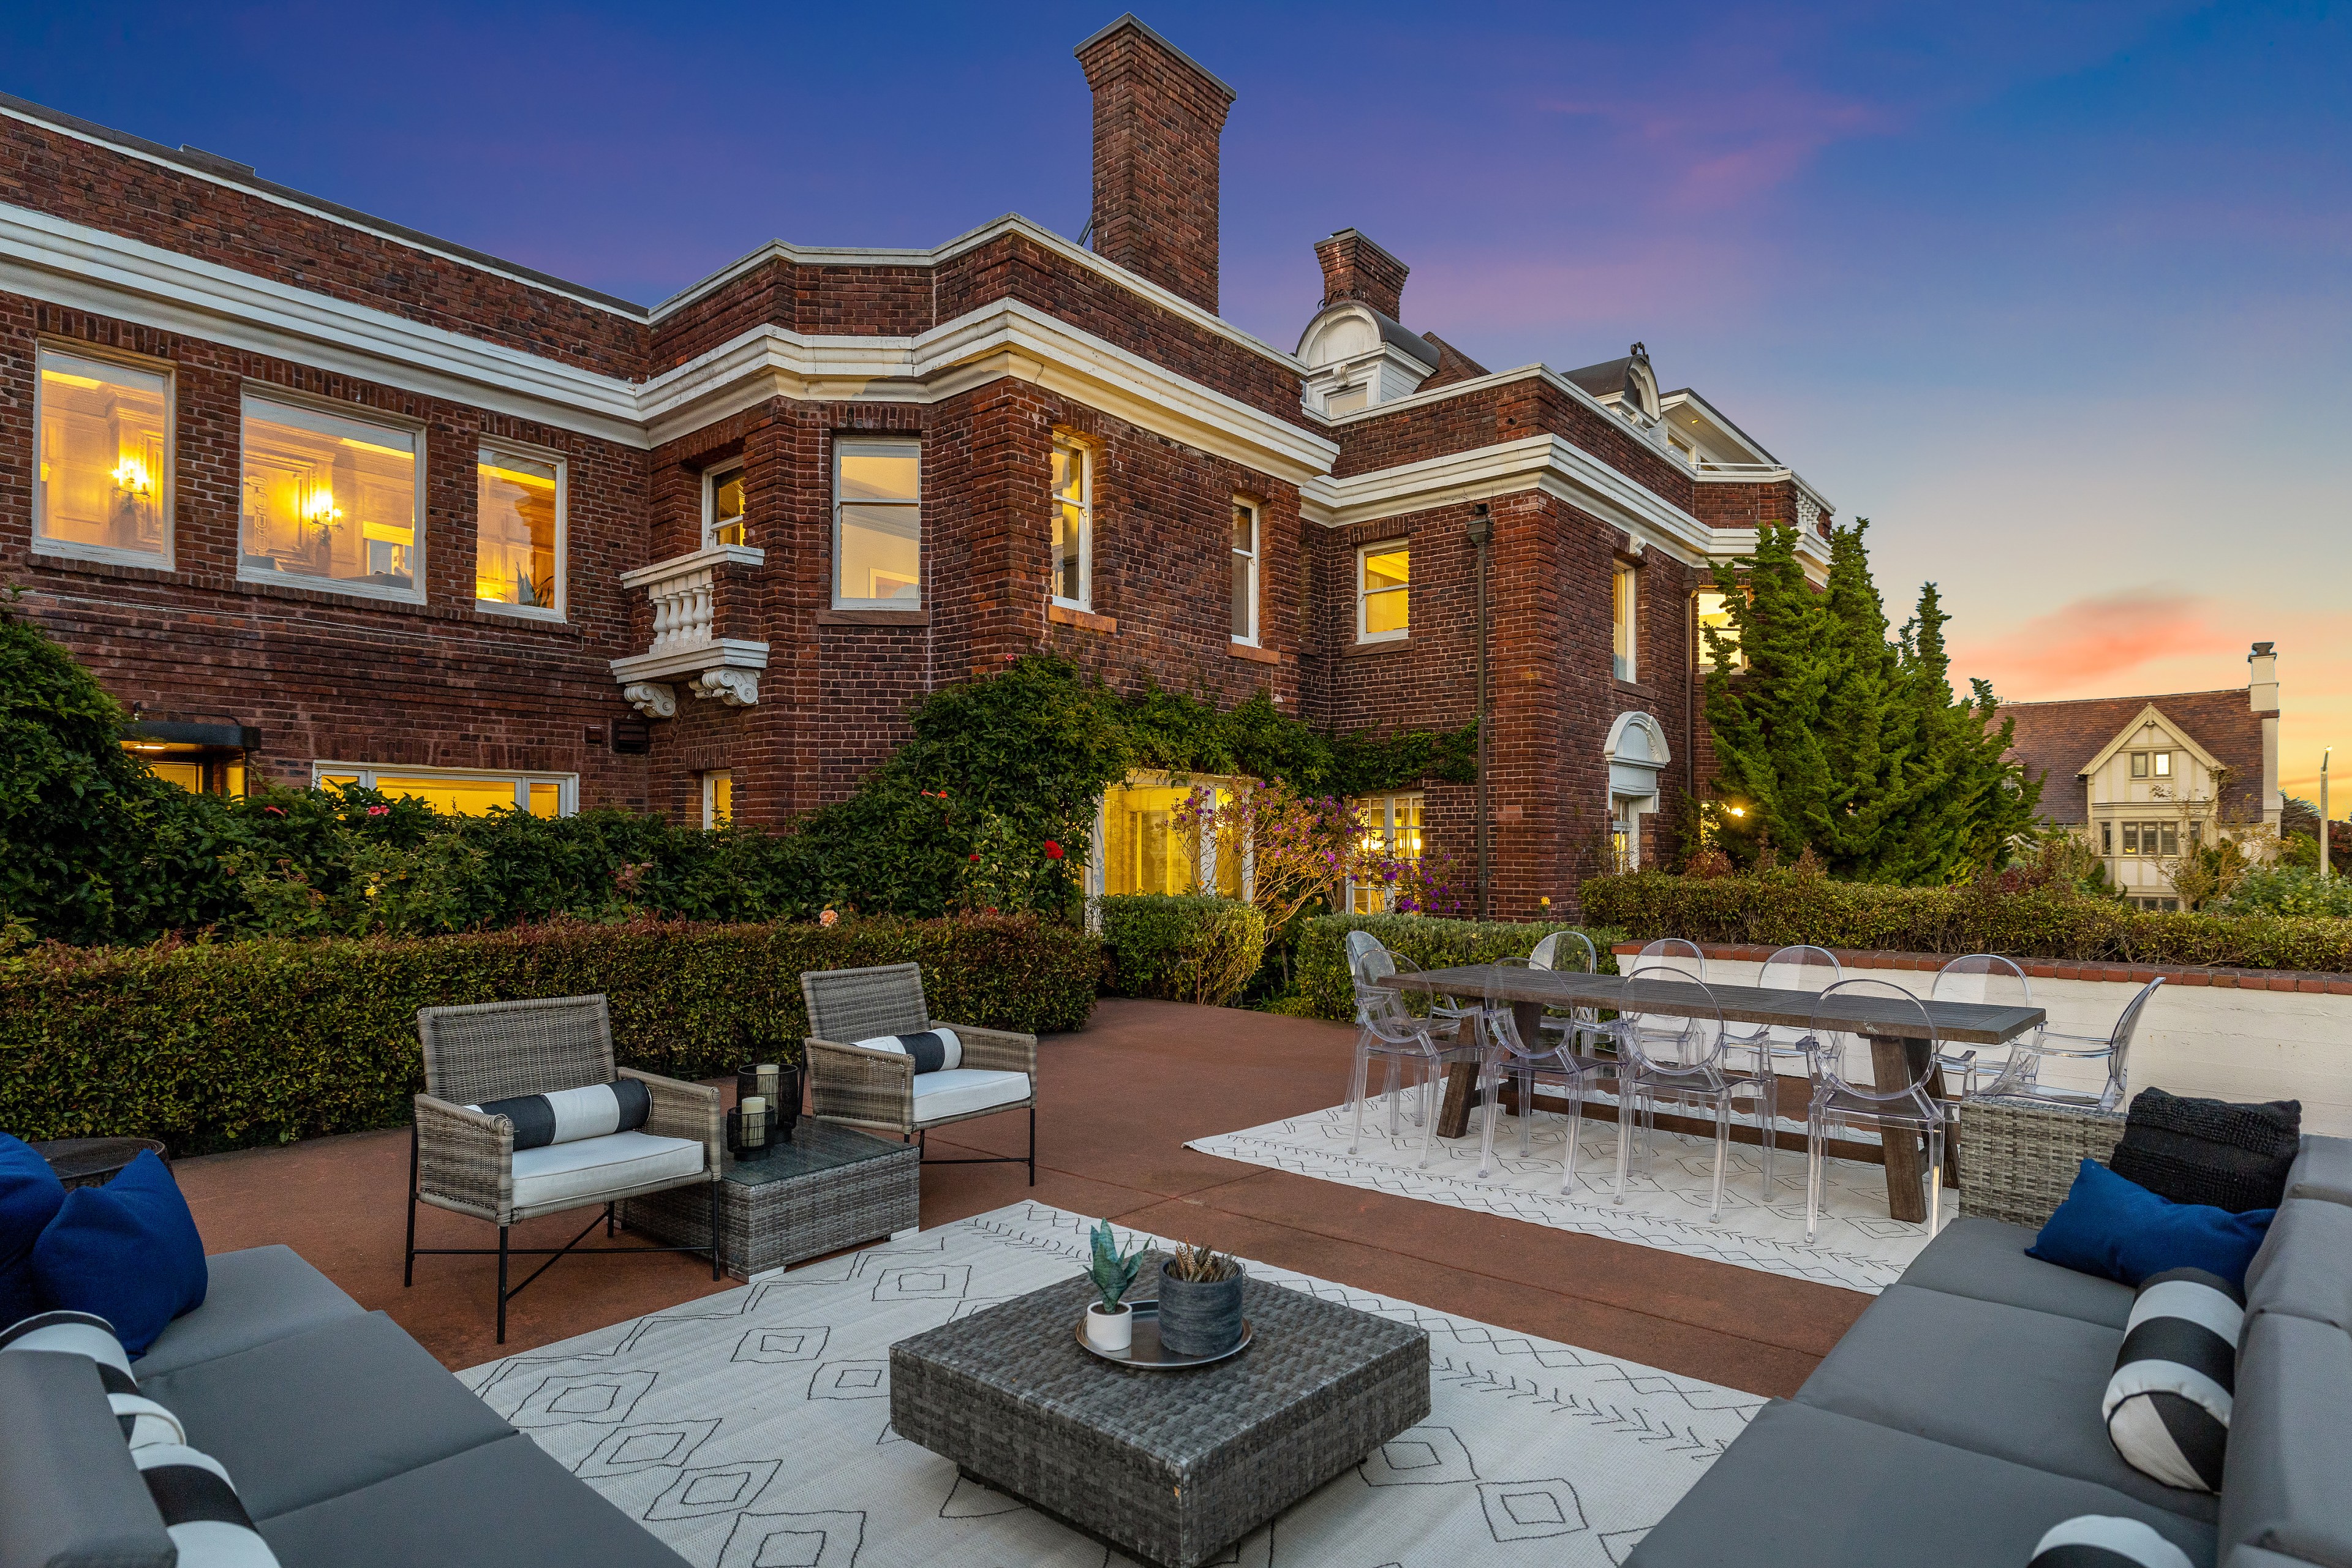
[
  {"x1": 1313, "y1": 229, "x2": 1409, "y2": 320},
  {"x1": 1075, "y1": 14, "x2": 1235, "y2": 314}
]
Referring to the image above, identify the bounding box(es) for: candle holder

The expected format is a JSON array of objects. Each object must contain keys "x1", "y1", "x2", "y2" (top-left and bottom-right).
[
  {"x1": 728, "y1": 1095, "x2": 772, "y2": 1162},
  {"x1": 772, "y1": 1066, "x2": 804, "y2": 1144}
]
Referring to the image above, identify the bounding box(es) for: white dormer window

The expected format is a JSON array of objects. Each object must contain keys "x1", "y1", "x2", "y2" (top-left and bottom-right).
[
  {"x1": 1297, "y1": 303, "x2": 1438, "y2": 418},
  {"x1": 1325, "y1": 382, "x2": 1369, "y2": 416}
]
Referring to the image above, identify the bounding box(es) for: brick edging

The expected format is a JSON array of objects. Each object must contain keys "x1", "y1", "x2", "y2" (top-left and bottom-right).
[{"x1": 1610, "y1": 942, "x2": 2352, "y2": 995}]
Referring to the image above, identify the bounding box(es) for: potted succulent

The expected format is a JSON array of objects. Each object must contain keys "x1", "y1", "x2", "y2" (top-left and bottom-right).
[
  {"x1": 1157, "y1": 1243, "x2": 1244, "y2": 1358},
  {"x1": 1084, "y1": 1219, "x2": 1146, "y2": 1353}
]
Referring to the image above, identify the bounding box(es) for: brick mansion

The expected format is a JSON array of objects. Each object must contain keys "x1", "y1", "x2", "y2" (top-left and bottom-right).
[{"x1": 1, "y1": 14, "x2": 1840, "y2": 919}]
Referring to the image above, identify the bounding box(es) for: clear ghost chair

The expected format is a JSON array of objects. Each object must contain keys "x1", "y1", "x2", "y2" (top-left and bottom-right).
[
  {"x1": 1608, "y1": 977, "x2": 1755, "y2": 1221},
  {"x1": 1526, "y1": 930, "x2": 1602, "y2": 1049},
  {"x1": 1618, "y1": 939, "x2": 1705, "y2": 1150},
  {"x1": 1344, "y1": 934, "x2": 1480, "y2": 1166},
  {"x1": 1720, "y1": 944, "x2": 1841, "y2": 1200},
  {"x1": 1928, "y1": 953, "x2": 2038, "y2": 1097},
  {"x1": 1980, "y1": 974, "x2": 2165, "y2": 1114},
  {"x1": 1474, "y1": 954, "x2": 1626, "y2": 1194},
  {"x1": 1804, "y1": 978, "x2": 1950, "y2": 1241}
]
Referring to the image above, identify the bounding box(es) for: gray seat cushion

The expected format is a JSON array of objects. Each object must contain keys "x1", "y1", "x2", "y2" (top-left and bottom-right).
[
  {"x1": 2218, "y1": 1311, "x2": 2352, "y2": 1567},
  {"x1": 1898, "y1": 1216, "x2": 2135, "y2": 1329},
  {"x1": 2286, "y1": 1135, "x2": 2352, "y2": 1208},
  {"x1": 141, "y1": 1311, "x2": 513, "y2": 1523},
  {"x1": 2243, "y1": 1199, "x2": 2352, "y2": 1332},
  {"x1": 1626, "y1": 1399, "x2": 2217, "y2": 1568},
  {"x1": 135, "y1": 1245, "x2": 364, "y2": 1378},
  {"x1": 1793, "y1": 1283, "x2": 2215, "y2": 1523},
  {"x1": 257, "y1": 1433, "x2": 685, "y2": 1568},
  {"x1": 0, "y1": 1351, "x2": 174, "y2": 1568}
]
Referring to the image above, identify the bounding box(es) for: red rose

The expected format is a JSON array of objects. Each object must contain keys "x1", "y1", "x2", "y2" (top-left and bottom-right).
[
  {"x1": 970, "y1": 853, "x2": 982, "y2": 863},
  {"x1": 1043, "y1": 840, "x2": 1064, "y2": 859}
]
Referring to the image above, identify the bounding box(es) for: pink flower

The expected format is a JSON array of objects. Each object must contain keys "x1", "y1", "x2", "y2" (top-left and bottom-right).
[
  {"x1": 366, "y1": 805, "x2": 390, "y2": 817},
  {"x1": 818, "y1": 908, "x2": 839, "y2": 929},
  {"x1": 263, "y1": 806, "x2": 285, "y2": 816}
]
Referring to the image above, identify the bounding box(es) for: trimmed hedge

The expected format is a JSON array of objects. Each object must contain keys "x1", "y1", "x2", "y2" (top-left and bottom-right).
[
  {"x1": 1295, "y1": 913, "x2": 1626, "y2": 1022},
  {"x1": 1098, "y1": 894, "x2": 1267, "y2": 1008},
  {"x1": 0, "y1": 915, "x2": 1101, "y2": 1153},
  {"x1": 1582, "y1": 871, "x2": 2352, "y2": 971}
]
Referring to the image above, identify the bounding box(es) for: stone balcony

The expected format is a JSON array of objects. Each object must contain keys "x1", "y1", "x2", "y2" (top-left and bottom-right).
[{"x1": 607, "y1": 543, "x2": 770, "y2": 715}]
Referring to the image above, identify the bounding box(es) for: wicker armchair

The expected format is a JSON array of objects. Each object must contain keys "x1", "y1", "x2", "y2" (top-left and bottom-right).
[
  {"x1": 405, "y1": 994, "x2": 723, "y2": 1342},
  {"x1": 802, "y1": 963, "x2": 1038, "y2": 1185}
]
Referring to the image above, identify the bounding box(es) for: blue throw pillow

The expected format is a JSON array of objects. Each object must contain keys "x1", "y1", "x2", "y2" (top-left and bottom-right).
[
  {"x1": 30, "y1": 1150, "x2": 207, "y2": 1356},
  {"x1": 0, "y1": 1134, "x2": 69, "y2": 1325},
  {"x1": 2029, "y1": 1158, "x2": 2275, "y2": 1291}
]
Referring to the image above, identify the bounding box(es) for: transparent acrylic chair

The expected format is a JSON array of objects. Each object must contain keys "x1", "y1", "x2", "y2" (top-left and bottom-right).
[
  {"x1": 1474, "y1": 954, "x2": 1624, "y2": 1193},
  {"x1": 1927, "y1": 953, "x2": 2038, "y2": 1096},
  {"x1": 1526, "y1": 929, "x2": 1602, "y2": 1047},
  {"x1": 1978, "y1": 974, "x2": 2165, "y2": 1113},
  {"x1": 1804, "y1": 978, "x2": 1950, "y2": 1241},
  {"x1": 1634, "y1": 937, "x2": 1706, "y2": 981},
  {"x1": 1608, "y1": 977, "x2": 1754, "y2": 1221},
  {"x1": 1344, "y1": 933, "x2": 1480, "y2": 1166},
  {"x1": 1720, "y1": 944, "x2": 1840, "y2": 1200}
]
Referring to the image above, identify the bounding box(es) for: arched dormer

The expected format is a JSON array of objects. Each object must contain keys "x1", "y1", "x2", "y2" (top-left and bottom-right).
[
  {"x1": 1295, "y1": 301, "x2": 1441, "y2": 418},
  {"x1": 1605, "y1": 710, "x2": 1672, "y2": 799},
  {"x1": 1623, "y1": 352, "x2": 1660, "y2": 420}
]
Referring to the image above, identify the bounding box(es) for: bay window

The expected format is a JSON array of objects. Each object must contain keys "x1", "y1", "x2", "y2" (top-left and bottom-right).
[
  {"x1": 475, "y1": 447, "x2": 563, "y2": 616},
  {"x1": 1357, "y1": 541, "x2": 1408, "y2": 643},
  {"x1": 240, "y1": 395, "x2": 421, "y2": 601},
  {"x1": 35, "y1": 345, "x2": 172, "y2": 567},
  {"x1": 1098, "y1": 774, "x2": 1247, "y2": 898},
  {"x1": 834, "y1": 439, "x2": 921, "y2": 607},
  {"x1": 1052, "y1": 437, "x2": 1091, "y2": 609},
  {"x1": 1231, "y1": 499, "x2": 1259, "y2": 643}
]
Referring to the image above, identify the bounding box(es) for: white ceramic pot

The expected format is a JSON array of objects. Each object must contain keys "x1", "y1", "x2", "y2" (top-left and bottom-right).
[{"x1": 1084, "y1": 1301, "x2": 1134, "y2": 1353}]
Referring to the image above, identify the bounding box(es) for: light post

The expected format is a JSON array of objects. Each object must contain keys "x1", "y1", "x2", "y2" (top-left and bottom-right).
[
  {"x1": 1466, "y1": 504, "x2": 1494, "y2": 919},
  {"x1": 2323, "y1": 749, "x2": 2333, "y2": 880}
]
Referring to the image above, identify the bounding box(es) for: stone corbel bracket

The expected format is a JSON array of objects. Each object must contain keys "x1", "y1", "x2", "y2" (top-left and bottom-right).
[
  {"x1": 690, "y1": 668, "x2": 760, "y2": 706},
  {"x1": 622, "y1": 682, "x2": 679, "y2": 719}
]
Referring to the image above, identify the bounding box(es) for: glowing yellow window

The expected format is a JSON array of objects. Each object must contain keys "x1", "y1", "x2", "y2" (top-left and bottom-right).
[
  {"x1": 1103, "y1": 782, "x2": 1202, "y2": 897},
  {"x1": 1051, "y1": 439, "x2": 1090, "y2": 608},
  {"x1": 707, "y1": 466, "x2": 747, "y2": 548},
  {"x1": 1695, "y1": 590, "x2": 1744, "y2": 669},
  {"x1": 1351, "y1": 793, "x2": 1423, "y2": 913},
  {"x1": 834, "y1": 442, "x2": 921, "y2": 607},
  {"x1": 1359, "y1": 544, "x2": 1408, "y2": 641},
  {"x1": 372, "y1": 775, "x2": 525, "y2": 816},
  {"x1": 476, "y1": 450, "x2": 560, "y2": 612},
  {"x1": 703, "y1": 771, "x2": 733, "y2": 829},
  {"x1": 239, "y1": 397, "x2": 419, "y2": 597},
  {"x1": 37, "y1": 349, "x2": 171, "y2": 564}
]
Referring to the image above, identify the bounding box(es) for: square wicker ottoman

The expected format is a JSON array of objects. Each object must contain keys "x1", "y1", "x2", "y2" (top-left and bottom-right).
[
  {"x1": 624, "y1": 1120, "x2": 919, "y2": 1280},
  {"x1": 889, "y1": 1253, "x2": 1430, "y2": 1568}
]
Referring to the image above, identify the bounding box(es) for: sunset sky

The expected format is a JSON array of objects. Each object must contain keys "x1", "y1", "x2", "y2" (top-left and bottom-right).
[{"x1": 8, "y1": 1, "x2": 2343, "y2": 808}]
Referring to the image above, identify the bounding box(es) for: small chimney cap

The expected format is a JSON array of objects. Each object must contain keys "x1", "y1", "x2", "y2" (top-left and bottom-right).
[{"x1": 2250, "y1": 641, "x2": 2276, "y2": 657}]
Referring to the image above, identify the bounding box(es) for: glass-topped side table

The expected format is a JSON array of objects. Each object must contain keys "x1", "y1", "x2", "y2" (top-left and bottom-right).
[{"x1": 622, "y1": 1119, "x2": 921, "y2": 1280}]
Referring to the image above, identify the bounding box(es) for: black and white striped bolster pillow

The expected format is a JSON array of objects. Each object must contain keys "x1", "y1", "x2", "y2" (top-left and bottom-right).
[
  {"x1": 2102, "y1": 1267, "x2": 2242, "y2": 1493},
  {"x1": 2027, "y1": 1513, "x2": 2194, "y2": 1567},
  {"x1": 0, "y1": 1309, "x2": 186, "y2": 1449},
  {"x1": 851, "y1": 1029, "x2": 963, "y2": 1074},
  {"x1": 467, "y1": 1079, "x2": 651, "y2": 1150},
  {"x1": 134, "y1": 1443, "x2": 281, "y2": 1567}
]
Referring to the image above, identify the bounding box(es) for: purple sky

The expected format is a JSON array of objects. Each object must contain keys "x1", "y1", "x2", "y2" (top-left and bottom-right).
[{"x1": 9, "y1": 1, "x2": 2345, "y2": 802}]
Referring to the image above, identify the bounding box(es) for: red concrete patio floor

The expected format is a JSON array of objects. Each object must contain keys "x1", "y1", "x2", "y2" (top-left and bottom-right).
[{"x1": 172, "y1": 998, "x2": 1866, "y2": 1394}]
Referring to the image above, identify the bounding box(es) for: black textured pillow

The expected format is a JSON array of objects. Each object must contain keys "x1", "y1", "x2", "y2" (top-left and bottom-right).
[{"x1": 2108, "y1": 1087, "x2": 2299, "y2": 1212}]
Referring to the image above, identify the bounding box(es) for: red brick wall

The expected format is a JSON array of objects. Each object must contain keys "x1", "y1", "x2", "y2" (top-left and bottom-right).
[
  {"x1": 1333, "y1": 374, "x2": 1696, "y2": 510},
  {"x1": 1314, "y1": 230, "x2": 1409, "y2": 318},
  {"x1": 1689, "y1": 477, "x2": 1795, "y2": 530},
  {"x1": 1076, "y1": 19, "x2": 1234, "y2": 314}
]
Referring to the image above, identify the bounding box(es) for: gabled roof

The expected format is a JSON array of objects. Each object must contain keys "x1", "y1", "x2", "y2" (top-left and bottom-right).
[{"x1": 1994, "y1": 688, "x2": 2267, "y2": 824}]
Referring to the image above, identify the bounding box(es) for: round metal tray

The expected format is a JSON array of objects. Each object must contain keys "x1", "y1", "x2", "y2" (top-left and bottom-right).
[{"x1": 1076, "y1": 1302, "x2": 1253, "y2": 1369}]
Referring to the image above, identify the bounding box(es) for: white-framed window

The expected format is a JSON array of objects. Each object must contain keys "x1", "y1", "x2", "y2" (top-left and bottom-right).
[
  {"x1": 1051, "y1": 437, "x2": 1091, "y2": 609},
  {"x1": 1349, "y1": 791, "x2": 1423, "y2": 913},
  {"x1": 702, "y1": 770, "x2": 733, "y2": 829},
  {"x1": 311, "y1": 763, "x2": 575, "y2": 818},
  {"x1": 1230, "y1": 499, "x2": 1260, "y2": 644},
  {"x1": 475, "y1": 445, "x2": 564, "y2": 618},
  {"x1": 1611, "y1": 795, "x2": 1643, "y2": 870},
  {"x1": 833, "y1": 439, "x2": 921, "y2": 608},
  {"x1": 239, "y1": 393, "x2": 422, "y2": 602},
  {"x1": 1356, "y1": 541, "x2": 1408, "y2": 643},
  {"x1": 34, "y1": 344, "x2": 173, "y2": 568},
  {"x1": 1612, "y1": 560, "x2": 1639, "y2": 680},
  {"x1": 704, "y1": 463, "x2": 747, "y2": 548}
]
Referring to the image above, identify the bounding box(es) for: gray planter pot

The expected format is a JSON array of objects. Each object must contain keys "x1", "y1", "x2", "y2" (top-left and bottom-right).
[{"x1": 1156, "y1": 1257, "x2": 1244, "y2": 1357}]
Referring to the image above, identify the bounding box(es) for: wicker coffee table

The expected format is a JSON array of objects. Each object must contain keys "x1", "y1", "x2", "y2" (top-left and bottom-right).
[
  {"x1": 890, "y1": 1252, "x2": 1430, "y2": 1568},
  {"x1": 623, "y1": 1120, "x2": 919, "y2": 1280}
]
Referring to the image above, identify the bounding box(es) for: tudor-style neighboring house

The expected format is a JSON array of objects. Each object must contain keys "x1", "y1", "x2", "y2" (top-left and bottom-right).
[
  {"x1": 0, "y1": 13, "x2": 1842, "y2": 921},
  {"x1": 1999, "y1": 643, "x2": 2284, "y2": 910}
]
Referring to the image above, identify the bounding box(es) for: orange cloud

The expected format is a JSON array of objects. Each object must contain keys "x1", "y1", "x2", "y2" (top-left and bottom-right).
[{"x1": 1950, "y1": 592, "x2": 2228, "y2": 698}]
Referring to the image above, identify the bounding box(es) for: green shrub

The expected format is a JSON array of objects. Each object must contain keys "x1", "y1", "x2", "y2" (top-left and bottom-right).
[
  {"x1": 2217, "y1": 866, "x2": 2352, "y2": 920},
  {"x1": 1098, "y1": 894, "x2": 1267, "y2": 1007},
  {"x1": 1294, "y1": 913, "x2": 1626, "y2": 1022},
  {"x1": 1582, "y1": 870, "x2": 2352, "y2": 971},
  {"x1": 0, "y1": 914, "x2": 1101, "y2": 1152}
]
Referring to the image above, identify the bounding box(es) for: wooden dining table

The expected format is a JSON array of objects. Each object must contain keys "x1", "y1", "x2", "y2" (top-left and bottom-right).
[{"x1": 1385, "y1": 965, "x2": 2047, "y2": 1222}]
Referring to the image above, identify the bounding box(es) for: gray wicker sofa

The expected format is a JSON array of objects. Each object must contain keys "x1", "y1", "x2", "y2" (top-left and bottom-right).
[
  {"x1": 1631, "y1": 1098, "x2": 2352, "y2": 1568},
  {"x1": 1, "y1": 1243, "x2": 682, "y2": 1567}
]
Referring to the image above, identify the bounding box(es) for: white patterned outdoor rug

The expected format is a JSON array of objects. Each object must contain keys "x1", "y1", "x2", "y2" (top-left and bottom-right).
[
  {"x1": 1187, "y1": 1100, "x2": 1940, "y2": 1294},
  {"x1": 461, "y1": 1203, "x2": 1760, "y2": 1568}
]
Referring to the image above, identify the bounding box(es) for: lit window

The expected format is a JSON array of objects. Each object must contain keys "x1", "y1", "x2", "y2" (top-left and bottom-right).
[
  {"x1": 124, "y1": 743, "x2": 243, "y2": 797},
  {"x1": 1695, "y1": 590, "x2": 1742, "y2": 669},
  {"x1": 475, "y1": 448, "x2": 562, "y2": 615},
  {"x1": 703, "y1": 770, "x2": 733, "y2": 829},
  {"x1": 1231, "y1": 499, "x2": 1259, "y2": 644},
  {"x1": 1613, "y1": 561, "x2": 1639, "y2": 680},
  {"x1": 705, "y1": 464, "x2": 747, "y2": 548},
  {"x1": 1350, "y1": 792, "x2": 1423, "y2": 913},
  {"x1": 2153, "y1": 752, "x2": 2172, "y2": 778},
  {"x1": 833, "y1": 440, "x2": 921, "y2": 608},
  {"x1": 1357, "y1": 542, "x2": 1408, "y2": 642},
  {"x1": 240, "y1": 396, "x2": 420, "y2": 600},
  {"x1": 1051, "y1": 438, "x2": 1091, "y2": 609},
  {"x1": 35, "y1": 347, "x2": 172, "y2": 566},
  {"x1": 312, "y1": 763, "x2": 571, "y2": 817}
]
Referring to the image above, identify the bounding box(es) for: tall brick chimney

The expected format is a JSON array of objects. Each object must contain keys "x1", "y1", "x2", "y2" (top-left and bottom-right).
[
  {"x1": 1075, "y1": 14, "x2": 1235, "y2": 314},
  {"x1": 1313, "y1": 229, "x2": 1409, "y2": 320}
]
